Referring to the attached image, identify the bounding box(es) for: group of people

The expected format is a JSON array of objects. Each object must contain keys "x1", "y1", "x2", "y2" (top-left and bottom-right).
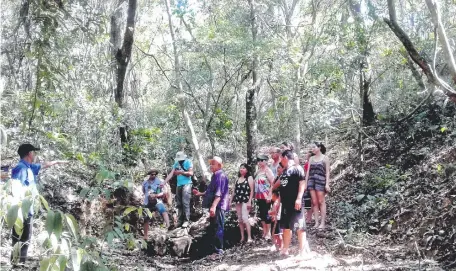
[{"x1": 143, "y1": 141, "x2": 330, "y2": 257}]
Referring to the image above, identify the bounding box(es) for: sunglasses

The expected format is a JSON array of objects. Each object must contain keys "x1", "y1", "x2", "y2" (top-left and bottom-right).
[{"x1": 256, "y1": 159, "x2": 267, "y2": 162}]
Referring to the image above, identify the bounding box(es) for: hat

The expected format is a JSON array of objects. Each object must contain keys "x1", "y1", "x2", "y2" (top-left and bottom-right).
[
  {"x1": 174, "y1": 151, "x2": 187, "y2": 161},
  {"x1": 18, "y1": 143, "x2": 40, "y2": 158},
  {"x1": 209, "y1": 156, "x2": 223, "y2": 166},
  {"x1": 257, "y1": 154, "x2": 269, "y2": 161},
  {"x1": 147, "y1": 169, "x2": 159, "y2": 175}
]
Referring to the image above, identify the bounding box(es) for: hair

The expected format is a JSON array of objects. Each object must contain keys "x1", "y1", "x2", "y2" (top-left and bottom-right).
[
  {"x1": 281, "y1": 141, "x2": 294, "y2": 151},
  {"x1": 20, "y1": 152, "x2": 29, "y2": 159},
  {"x1": 281, "y1": 149, "x2": 294, "y2": 159},
  {"x1": 147, "y1": 169, "x2": 159, "y2": 175},
  {"x1": 238, "y1": 163, "x2": 252, "y2": 178},
  {"x1": 314, "y1": 142, "x2": 327, "y2": 154}
]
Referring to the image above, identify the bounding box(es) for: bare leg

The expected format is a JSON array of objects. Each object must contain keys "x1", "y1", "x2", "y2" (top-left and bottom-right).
[
  {"x1": 310, "y1": 190, "x2": 320, "y2": 228},
  {"x1": 235, "y1": 204, "x2": 245, "y2": 242},
  {"x1": 306, "y1": 207, "x2": 313, "y2": 223},
  {"x1": 281, "y1": 229, "x2": 291, "y2": 255},
  {"x1": 265, "y1": 224, "x2": 271, "y2": 239},
  {"x1": 162, "y1": 212, "x2": 170, "y2": 228},
  {"x1": 245, "y1": 222, "x2": 252, "y2": 242},
  {"x1": 143, "y1": 222, "x2": 149, "y2": 240},
  {"x1": 317, "y1": 191, "x2": 326, "y2": 229},
  {"x1": 261, "y1": 221, "x2": 267, "y2": 238}
]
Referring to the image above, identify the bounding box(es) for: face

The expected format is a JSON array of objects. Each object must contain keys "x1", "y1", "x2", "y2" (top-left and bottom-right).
[
  {"x1": 25, "y1": 151, "x2": 36, "y2": 162},
  {"x1": 281, "y1": 155, "x2": 289, "y2": 168},
  {"x1": 257, "y1": 158, "x2": 267, "y2": 167},
  {"x1": 210, "y1": 161, "x2": 221, "y2": 173},
  {"x1": 311, "y1": 144, "x2": 320, "y2": 155},
  {"x1": 239, "y1": 166, "x2": 247, "y2": 176},
  {"x1": 277, "y1": 164, "x2": 284, "y2": 176},
  {"x1": 280, "y1": 144, "x2": 287, "y2": 151},
  {"x1": 149, "y1": 173, "x2": 156, "y2": 180}
]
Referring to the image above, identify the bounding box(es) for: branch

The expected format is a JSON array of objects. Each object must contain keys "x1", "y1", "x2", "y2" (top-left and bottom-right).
[{"x1": 134, "y1": 44, "x2": 172, "y2": 84}]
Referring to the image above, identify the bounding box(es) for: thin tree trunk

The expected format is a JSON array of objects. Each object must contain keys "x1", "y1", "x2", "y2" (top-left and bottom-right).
[
  {"x1": 164, "y1": 0, "x2": 209, "y2": 180},
  {"x1": 247, "y1": 0, "x2": 259, "y2": 168}
]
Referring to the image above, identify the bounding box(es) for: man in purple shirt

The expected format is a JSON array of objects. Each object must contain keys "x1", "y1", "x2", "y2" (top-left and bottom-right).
[{"x1": 194, "y1": 156, "x2": 229, "y2": 254}]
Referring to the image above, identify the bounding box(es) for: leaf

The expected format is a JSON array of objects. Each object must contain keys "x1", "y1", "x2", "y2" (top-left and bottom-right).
[
  {"x1": 57, "y1": 255, "x2": 68, "y2": 271},
  {"x1": 65, "y1": 214, "x2": 79, "y2": 241},
  {"x1": 14, "y1": 217, "x2": 24, "y2": 237},
  {"x1": 46, "y1": 210, "x2": 56, "y2": 236},
  {"x1": 40, "y1": 258, "x2": 51, "y2": 271},
  {"x1": 144, "y1": 208, "x2": 153, "y2": 218},
  {"x1": 21, "y1": 198, "x2": 33, "y2": 218},
  {"x1": 11, "y1": 242, "x2": 21, "y2": 264},
  {"x1": 7, "y1": 205, "x2": 19, "y2": 229},
  {"x1": 106, "y1": 232, "x2": 114, "y2": 245},
  {"x1": 440, "y1": 127, "x2": 447, "y2": 133},
  {"x1": 53, "y1": 211, "x2": 63, "y2": 239},
  {"x1": 355, "y1": 194, "x2": 365, "y2": 202},
  {"x1": 114, "y1": 227, "x2": 123, "y2": 240},
  {"x1": 79, "y1": 187, "x2": 90, "y2": 198},
  {"x1": 40, "y1": 195, "x2": 50, "y2": 211},
  {"x1": 123, "y1": 206, "x2": 137, "y2": 216},
  {"x1": 137, "y1": 206, "x2": 143, "y2": 218},
  {"x1": 124, "y1": 223, "x2": 130, "y2": 232},
  {"x1": 71, "y1": 248, "x2": 84, "y2": 271}
]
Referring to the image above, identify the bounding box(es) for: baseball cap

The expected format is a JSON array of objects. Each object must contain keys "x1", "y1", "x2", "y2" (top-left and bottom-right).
[
  {"x1": 209, "y1": 156, "x2": 223, "y2": 166},
  {"x1": 18, "y1": 143, "x2": 40, "y2": 158},
  {"x1": 256, "y1": 154, "x2": 269, "y2": 161}
]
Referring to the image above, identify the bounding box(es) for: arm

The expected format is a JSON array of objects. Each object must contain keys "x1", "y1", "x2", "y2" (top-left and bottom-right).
[
  {"x1": 272, "y1": 177, "x2": 281, "y2": 190},
  {"x1": 42, "y1": 160, "x2": 68, "y2": 169},
  {"x1": 165, "y1": 168, "x2": 175, "y2": 183},
  {"x1": 181, "y1": 167, "x2": 193, "y2": 177},
  {"x1": 305, "y1": 157, "x2": 312, "y2": 183},
  {"x1": 295, "y1": 180, "x2": 306, "y2": 210},
  {"x1": 325, "y1": 156, "x2": 331, "y2": 192},
  {"x1": 265, "y1": 168, "x2": 274, "y2": 200},
  {"x1": 248, "y1": 176, "x2": 254, "y2": 205}
]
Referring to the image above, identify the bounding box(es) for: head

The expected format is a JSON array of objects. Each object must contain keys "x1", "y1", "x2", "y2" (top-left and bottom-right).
[
  {"x1": 175, "y1": 151, "x2": 187, "y2": 162},
  {"x1": 147, "y1": 169, "x2": 159, "y2": 180},
  {"x1": 209, "y1": 156, "x2": 223, "y2": 173},
  {"x1": 256, "y1": 154, "x2": 269, "y2": 168},
  {"x1": 277, "y1": 162, "x2": 284, "y2": 176},
  {"x1": 18, "y1": 144, "x2": 40, "y2": 163},
  {"x1": 281, "y1": 150, "x2": 294, "y2": 168},
  {"x1": 305, "y1": 151, "x2": 314, "y2": 161},
  {"x1": 270, "y1": 147, "x2": 281, "y2": 161},
  {"x1": 238, "y1": 163, "x2": 252, "y2": 178},
  {"x1": 280, "y1": 142, "x2": 290, "y2": 151},
  {"x1": 311, "y1": 142, "x2": 326, "y2": 155}
]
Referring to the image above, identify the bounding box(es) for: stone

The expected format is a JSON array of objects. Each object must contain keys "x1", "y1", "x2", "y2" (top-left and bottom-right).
[{"x1": 170, "y1": 236, "x2": 193, "y2": 257}]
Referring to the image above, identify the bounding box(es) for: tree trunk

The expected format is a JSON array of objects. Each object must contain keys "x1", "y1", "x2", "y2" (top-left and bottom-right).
[
  {"x1": 164, "y1": 0, "x2": 209, "y2": 180},
  {"x1": 247, "y1": 0, "x2": 259, "y2": 169},
  {"x1": 111, "y1": 0, "x2": 137, "y2": 147}
]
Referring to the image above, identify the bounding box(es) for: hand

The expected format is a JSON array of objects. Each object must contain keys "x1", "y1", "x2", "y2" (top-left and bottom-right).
[
  {"x1": 294, "y1": 199, "x2": 302, "y2": 211},
  {"x1": 209, "y1": 206, "x2": 216, "y2": 217},
  {"x1": 246, "y1": 201, "x2": 252, "y2": 210},
  {"x1": 325, "y1": 185, "x2": 330, "y2": 194},
  {"x1": 192, "y1": 189, "x2": 199, "y2": 196},
  {"x1": 57, "y1": 160, "x2": 70, "y2": 164},
  {"x1": 175, "y1": 170, "x2": 183, "y2": 175}
]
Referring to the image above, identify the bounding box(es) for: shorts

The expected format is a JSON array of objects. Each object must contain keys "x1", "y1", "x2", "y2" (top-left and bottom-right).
[
  {"x1": 303, "y1": 191, "x2": 311, "y2": 209},
  {"x1": 144, "y1": 202, "x2": 167, "y2": 221},
  {"x1": 307, "y1": 177, "x2": 326, "y2": 192},
  {"x1": 271, "y1": 220, "x2": 282, "y2": 235},
  {"x1": 256, "y1": 199, "x2": 271, "y2": 224},
  {"x1": 280, "y1": 205, "x2": 306, "y2": 231}
]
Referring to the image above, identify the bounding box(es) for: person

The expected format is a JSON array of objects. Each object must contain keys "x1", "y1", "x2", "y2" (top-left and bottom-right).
[
  {"x1": 254, "y1": 154, "x2": 274, "y2": 240},
  {"x1": 280, "y1": 142, "x2": 300, "y2": 165},
  {"x1": 165, "y1": 151, "x2": 193, "y2": 228},
  {"x1": 269, "y1": 162, "x2": 284, "y2": 251},
  {"x1": 142, "y1": 169, "x2": 171, "y2": 239},
  {"x1": 273, "y1": 150, "x2": 309, "y2": 257},
  {"x1": 230, "y1": 163, "x2": 254, "y2": 243},
  {"x1": 305, "y1": 142, "x2": 330, "y2": 230},
  {"x1": 269, "y1": 147, "x2": 281, "y2": 177},
  {"x1": 11, "y1": 143, "x2": 68, "y2": 263},
  {"x1": 302, "y1": 152, "x2": 313, "y2": 224},
  {"x1": 194, "y1": 156, "x2": 229, "y2": 255}
]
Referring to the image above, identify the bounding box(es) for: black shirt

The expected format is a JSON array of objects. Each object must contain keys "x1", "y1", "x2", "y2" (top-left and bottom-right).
[{"x1": 279, "y1": 165, "x2": 305, "y2": 209}]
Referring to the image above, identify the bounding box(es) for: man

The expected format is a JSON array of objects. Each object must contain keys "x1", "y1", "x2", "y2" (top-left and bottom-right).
[
  {"x1": 142, "y1": 169, "x2": 171, "y2": 239},
  {"x1": 269, "y1": 147, "x2": 281, "y2": 177},
  {"x1": 194, "y1": 156, "x2": 229, "y2": 255},
  {"x1": 11, "y1": 143, "x2": 67, "y2": 263},
  {"x1": 272, "y1": 150, "x2": 309, "y2": 257},
  {"x1": 165, "y1": 151, "x2": 193, "y2": 228}
]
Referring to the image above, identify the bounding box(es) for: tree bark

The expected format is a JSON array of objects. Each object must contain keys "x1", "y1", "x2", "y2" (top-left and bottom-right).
[
  {"x1": 164, "y1": 0, "x2": 209, "y2": 180},
  {"x1": 247, "y1": 0, "x2": 259, "y2": 168}
]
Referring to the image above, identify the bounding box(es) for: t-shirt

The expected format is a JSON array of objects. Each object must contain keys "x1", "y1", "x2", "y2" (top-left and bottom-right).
[
  {"x1": 254, "y1": 171, "x2": 271, "y2": 200},
  {"x1": 270, "y1": 163, "x2": 279, "y2": 178},
  {"x1": 11, "y1": 160, "x2": 42, "y2": 215},
  {"x1": 173, "y1": 159, "x2": 193, "y2": 187},
  {"x1": 142, "y1": 178, "x2": 165, "y2": 205},
  {"x1": 204, "y1": 169, "x2": 229, "y2": 211},
  {"x1": 279, "y1": 165, "x2": 305, "y2": 209}
]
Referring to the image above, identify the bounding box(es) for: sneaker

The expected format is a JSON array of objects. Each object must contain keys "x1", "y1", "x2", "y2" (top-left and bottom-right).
[
  {"x1": 182, "y1": 221, "x2": 189, "y2": 228},
  {"x1": 215, "y1": 248, "x2": 224, "y2": 255}
]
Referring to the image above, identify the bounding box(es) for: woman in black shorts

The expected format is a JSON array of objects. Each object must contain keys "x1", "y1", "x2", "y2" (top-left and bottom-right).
[{"x1": 305, "y1": 142, "x2": 330, "y2": 230}]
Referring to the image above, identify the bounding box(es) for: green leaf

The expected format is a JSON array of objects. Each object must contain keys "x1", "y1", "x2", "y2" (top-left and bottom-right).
[
  {"x1": 65, "y1": 214, "x2": 79, "y2": 241},
  {"x1": 71, "y1": 248, "x2": 84, "y2": 271},
  {"x1": 53, "y1": 211, "x2": 63, "y2": 239},
  {"x1": 11, "y1": 242, "x2": 21, "y2": 264},
  {"x1": 440, "y1": 127, "x2": 447, "y2": 133},
  {"x1": 144, "y1": 208, "x2": 153, "y2": 218},
  {"x1": 21, "y1": 198, "x2": 33, "y2": 218},
  {"x1": 57, "y1": 255, "x2": 67, "y2": 271},
  {"x1": 114, "y1": 227, "x2": 123, "y2": 239},
  {"x1": 124, "y1": 223, "x2": 130, "y2": 232},
  {"x1": 106, "y1": 232, "x2": 114, "y2": 245},
  {"x1": 40, "y1": 258, "x2": 51, "y2": 271},
  {"x1": 40, "y1": 195, "x2": 50, "y2": 211},
  {"x1": 79, "y1": 187, "x2": 90, "y2": 198},
  {"x1": 123, "y1": 206, "x2": 137, "y2": 216},
  {"x1": 7, "y1": 205, "x2": 19, "y2": 229},
  {"x1": 46, "y1": 210, "x2": 56, "y2": 236},
  {"x1": 14, "y1": 217, "x2": 24, "y2": 237}
]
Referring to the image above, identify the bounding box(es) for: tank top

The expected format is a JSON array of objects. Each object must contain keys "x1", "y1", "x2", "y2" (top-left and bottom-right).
[
  {"x1": 270, "y1": 163, "x2": 279, "y2": 178},
  {"x1": 233, "y1": 177, "x2": 251, "y2": 203},
  {"x1": 309, "y1": 158, "x2": 326, "y2": 184},
  {"x1": 254, "y1": 171, "x2": 270, "y2": 200}
]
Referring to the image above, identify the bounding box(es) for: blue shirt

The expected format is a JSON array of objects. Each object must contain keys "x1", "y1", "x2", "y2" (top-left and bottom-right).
[
  {"x1": 173, "y1": 159, "x2": 193, "y2": 187},
  {"x1": 11, "y1": 159, "x2": 42, "y2": 215},
  {"x1": 142, "y1": 178, "x2": 164, "y2": 205}
]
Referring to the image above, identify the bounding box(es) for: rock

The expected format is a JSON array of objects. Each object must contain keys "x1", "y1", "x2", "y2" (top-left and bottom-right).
[
  {"x1": 167, "y1": 227, "x2": 188, "y2": 238},
  {"x1": 170, "y1": 236, "x2": 192, "y2": 257},
  {"x1": 150, "y1": 229, "x2": 168, "y2": 256}
]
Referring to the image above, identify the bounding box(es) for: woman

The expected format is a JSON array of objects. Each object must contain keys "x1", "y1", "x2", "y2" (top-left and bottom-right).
[
  {"x1": 254, "y1": 154, "x2": 275, "y2": 240},
  {"x1": 305, "y1": 142, "x2": 330, "y2": 229},
  {"x1": 230, "y1": 163, "x2": 254, "y2": 243},
  {"x1": 303, "y1": 152, "x2": 313, "y2": 224},
  {"x1": 269, "y1": 162, "x2": 284, "y2": 251}
]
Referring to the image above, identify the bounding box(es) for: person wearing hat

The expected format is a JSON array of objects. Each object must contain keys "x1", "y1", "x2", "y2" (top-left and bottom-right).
[
  {"x1": 254, "y1": 154, "x2": 275, "y2": 240},
  {"x1": 142, "y1": 169, "x2": 171, "y2": 238},
  {"x1": 165, "y1": 151, "x2": 193, "y2": 228},
  {"x1": 194, "y1": 156, "x2": 229, "y2": 255},
  {"x1": 11, "y1": 143, "x2": 68, "y2": 263}
]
